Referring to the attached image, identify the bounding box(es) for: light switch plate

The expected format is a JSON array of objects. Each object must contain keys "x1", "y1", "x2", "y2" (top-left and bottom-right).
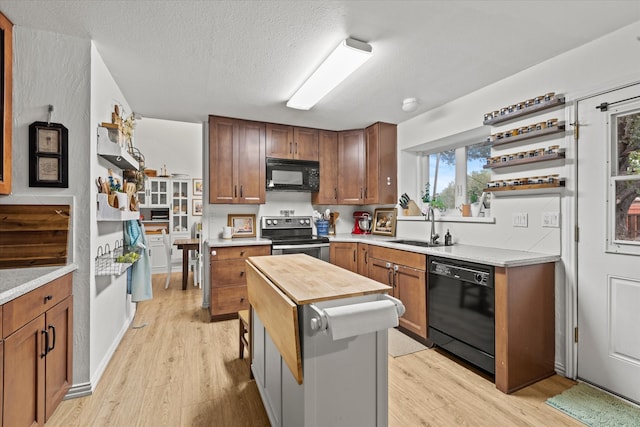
[
  {"x1": 512, "y1": 212, "x2": 528, "y2": 227},
  {"x1": 542, "y1": 211, "x2": 560, "y2": 228}
]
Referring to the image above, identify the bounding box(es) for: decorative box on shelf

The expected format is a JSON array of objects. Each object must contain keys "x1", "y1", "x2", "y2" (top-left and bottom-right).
[
  {"x1": 97, "y1": 192, "x2": 140, "y2": 221},
  {"x1": 97, "y1": 126, "x2": 139, "y2": 170}
]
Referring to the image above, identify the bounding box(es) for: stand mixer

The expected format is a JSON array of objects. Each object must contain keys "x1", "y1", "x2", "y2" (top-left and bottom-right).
[{"x1": 352, "y1": 211, "x2": 372, "y2": 234}]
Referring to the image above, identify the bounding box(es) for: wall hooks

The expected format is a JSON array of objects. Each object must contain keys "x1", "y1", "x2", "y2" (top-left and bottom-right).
[{"x1": 47, "y1": 104, "x2": 54, "y2": 126}]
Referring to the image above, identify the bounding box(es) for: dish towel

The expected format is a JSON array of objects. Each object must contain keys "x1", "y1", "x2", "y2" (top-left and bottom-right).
[{"x1": 124, "y1": 220, "x2": 153, "y2": 302}]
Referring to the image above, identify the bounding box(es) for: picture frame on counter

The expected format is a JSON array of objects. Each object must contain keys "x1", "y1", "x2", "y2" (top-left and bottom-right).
[
  {"x1": 372, "y1": 208, "x2": 397, "y2": 236},
  {"x1": 193, "y1": 178, "x2": 203, "y2": 196},
  {"x1": 228, "y1": 213, "x2": 256, "y2": 238},
  {"x1": 28, "y1": 121, "x2": 69, "y2": 188},
  {"x1": 192, "y1": 198, "x2": 202, "y2": 216}
]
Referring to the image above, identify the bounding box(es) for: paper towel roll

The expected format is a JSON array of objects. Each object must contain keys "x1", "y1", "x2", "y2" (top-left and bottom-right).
[{"x1": 324, "y1": 299, "x2": 399, "y2": 341}]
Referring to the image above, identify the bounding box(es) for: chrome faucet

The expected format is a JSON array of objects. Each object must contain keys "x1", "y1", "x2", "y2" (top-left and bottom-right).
[{"x1": 429, "y1": 207, "x2": 439, "y2": 245}]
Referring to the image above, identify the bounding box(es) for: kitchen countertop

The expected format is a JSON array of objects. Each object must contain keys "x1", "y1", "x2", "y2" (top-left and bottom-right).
[
  {"x1": 0, "y1": 263, "x2": 78, "y2": 305},
  {"x1": 328, "y1": 234, "x2": 559, "y2": 268},
  {"x1": 206, "y1": 237, "x2": 271, "y2": 248}
]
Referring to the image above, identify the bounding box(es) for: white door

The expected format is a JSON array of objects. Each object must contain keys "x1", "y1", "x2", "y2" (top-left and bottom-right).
[{"x1": 577, "y1": 83, "x2": 640, "y2": 404}]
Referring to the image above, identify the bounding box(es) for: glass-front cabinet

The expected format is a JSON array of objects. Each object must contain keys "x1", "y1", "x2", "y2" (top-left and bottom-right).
[
  {"x1": 138, "y1": 177, "x2": 169, "y2": 207},
  {"x1": 172, "y1": 179, "x2": 189, "y2": 233}
]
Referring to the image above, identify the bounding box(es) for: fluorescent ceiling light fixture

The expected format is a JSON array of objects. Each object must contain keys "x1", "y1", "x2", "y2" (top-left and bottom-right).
[{"x1": 287, "y1": 38, "x2": 373, "y2": 110}]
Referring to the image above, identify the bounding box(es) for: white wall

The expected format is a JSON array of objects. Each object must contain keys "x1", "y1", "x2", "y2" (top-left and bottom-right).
[
  {"x1": 397, "y1": 20, "x2": 640, "y2": 375},
  {"x1": 89, "y1": 43, "x2": 137, "y2": 393},
  {"x1": 134, "y1": 117, "x2": 203, "y2": 178},
  {"x1": 0, "y1": 26, "x2": 94, "y2": 389}
]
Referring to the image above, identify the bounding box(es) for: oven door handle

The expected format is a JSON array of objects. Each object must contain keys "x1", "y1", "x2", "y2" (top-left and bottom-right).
[{"x1": 272, "y1": 243, "x2": 330, "y2": 250}]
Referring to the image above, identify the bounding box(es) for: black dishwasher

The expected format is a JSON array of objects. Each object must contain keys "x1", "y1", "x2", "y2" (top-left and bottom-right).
[{"x1": 428, "y1": 257, "x2": 495, "y2": 374}]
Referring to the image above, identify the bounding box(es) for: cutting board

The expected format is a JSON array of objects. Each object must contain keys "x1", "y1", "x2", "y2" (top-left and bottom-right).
[{"x1": 0, "y1": 204, "x2": 71, "y2": 268}]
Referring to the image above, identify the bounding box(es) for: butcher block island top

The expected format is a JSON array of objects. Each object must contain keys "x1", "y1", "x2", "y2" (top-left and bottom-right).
[{"x1": 247, "y1": 253, "x2": 391, "y2": 304}]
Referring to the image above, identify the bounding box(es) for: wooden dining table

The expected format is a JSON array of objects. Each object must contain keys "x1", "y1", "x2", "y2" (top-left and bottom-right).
[{"x1": 173, "y1": 238, "x2": 200, "y2": 290}]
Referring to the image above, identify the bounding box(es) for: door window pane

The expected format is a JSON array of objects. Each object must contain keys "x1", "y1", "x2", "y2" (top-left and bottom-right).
[{"x1": 612, "y1": 110, "x2": 640, "y2": 244}]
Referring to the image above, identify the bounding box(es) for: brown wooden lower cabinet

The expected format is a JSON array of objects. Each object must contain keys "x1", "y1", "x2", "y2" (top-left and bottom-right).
[
  {"x1": 209, "y1": 244, "x2": 271, "y2": 321},
  {"x1": 494, "y1": 262, "x2": 555, "y2": 393},
  {"x1": 329, "y1": 242, "x2": 358, "y2": 272},
  {"x1": 367, "y1": 246, "x2": 427, "y2": 340},
  {"x1": 3, "y1": 273, "x2": 73, "y2": 426}
]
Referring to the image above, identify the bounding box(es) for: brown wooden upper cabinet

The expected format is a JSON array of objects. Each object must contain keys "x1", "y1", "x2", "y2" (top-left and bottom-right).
[
  {"x1": 0, "y1": 12, "x2": 13, "y2": 195},
  {"x1": 266, "y1": 123, "x2": 319, "y2": 161},
  {"x1": 365, "y1": 122, "x2": 397, "y2": 205},
  {"x1": 312, "y1": 130, "x2": 339, "y2": 205},
  {"x1": 337, "y1": 129, "x2": 366, "y2": 204},
  {"x1": 328, "y1": 123, "x2": 397, "y2": 205},
  {"x1": 209, "y1": 116, "x2": 266, "y2": 204}
]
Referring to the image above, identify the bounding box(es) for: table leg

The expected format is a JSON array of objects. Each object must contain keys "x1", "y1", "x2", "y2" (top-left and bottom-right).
[{"x1": 182, "y1": 248, "x2": 189, "y2": 290}]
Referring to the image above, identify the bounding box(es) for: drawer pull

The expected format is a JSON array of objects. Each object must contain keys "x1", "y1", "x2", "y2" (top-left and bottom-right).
[
  {"x1": 240, "y1": 297, "x2": 245, "y2": 303},
  {"x1": 44, "y1": 295, "x2": 53, "y2": 303},
  {"x1": 240, "y1": 271, "x2": 245, "y2": 277},
  {"x1": 240, "y1": 250, "x2": 245, "y2": 256}
]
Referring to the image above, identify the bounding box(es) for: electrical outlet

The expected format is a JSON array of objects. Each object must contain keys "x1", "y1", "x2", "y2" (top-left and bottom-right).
[
  {"x1": 512, "y1": 212, "x2": 528, "y2": 227},
  {"x1": 542, "y1": 211, "x2": 560, "y2": 228}
]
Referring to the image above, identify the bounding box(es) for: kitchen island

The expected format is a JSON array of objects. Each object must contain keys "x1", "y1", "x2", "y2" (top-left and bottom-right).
[{"x1": 246, "y1": 254, "x2": 402, "y2": 427}]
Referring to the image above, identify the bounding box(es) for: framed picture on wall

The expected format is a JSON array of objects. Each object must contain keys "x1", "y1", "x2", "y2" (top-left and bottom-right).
[
  {"x1": 28, "y1": 121, "x2": 69, "y2": 188},
  {"x1": 192, "y1": 199, "x2": 202, "y2": 216},
  {"x1": 227, "y1": 214, "x2": 256, "y2": 238},
  {"x1": 193, "y1": 178, "x2": 203, "y2": 196},
  {"x1": 372, "y1": 208, "x2": 397, "y2": 236}
]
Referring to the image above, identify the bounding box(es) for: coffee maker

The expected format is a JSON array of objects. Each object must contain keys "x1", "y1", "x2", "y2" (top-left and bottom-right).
[{"x1": 352, "y1": 211, "x2": 372, "y2": 234}]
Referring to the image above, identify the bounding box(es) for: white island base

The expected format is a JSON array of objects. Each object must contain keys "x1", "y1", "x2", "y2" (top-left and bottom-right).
[{"x1": 251, "y1": 295, "x2": 391, "y2": 427}]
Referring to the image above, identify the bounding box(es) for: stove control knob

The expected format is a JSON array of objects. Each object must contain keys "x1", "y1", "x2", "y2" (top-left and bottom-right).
[
  {"x1": 299, "y1": 219, "x2": 305, "y2": 225},
  {"x1": 273, "y1": 219, "x2": 278, "y2": 225},
  {"x1": 305, "y1": 219, "x2": 310, "y2": 225},
  {"x1": 266, "y1": 219, "x2": 272, "y2": 225}
]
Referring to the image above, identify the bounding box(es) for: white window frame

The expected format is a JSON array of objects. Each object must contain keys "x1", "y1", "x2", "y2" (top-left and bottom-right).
[{"x1": 607, "y1": 106, "x2": 640, "y2": 256}]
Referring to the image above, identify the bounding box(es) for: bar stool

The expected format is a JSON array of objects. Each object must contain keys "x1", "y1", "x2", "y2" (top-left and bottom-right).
[{"x1": 238, "y1": 309, "x2": 253, "y2": 379}]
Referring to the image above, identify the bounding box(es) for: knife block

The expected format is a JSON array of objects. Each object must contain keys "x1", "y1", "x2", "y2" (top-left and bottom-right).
[{"x1": 403, "y1": 200, "x2": 422, "y2": 216}]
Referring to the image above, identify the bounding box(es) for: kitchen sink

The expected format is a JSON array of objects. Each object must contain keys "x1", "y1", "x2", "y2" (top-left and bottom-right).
[{"x1": 389, "y1": 239, "x2": 442, "y2": 247}]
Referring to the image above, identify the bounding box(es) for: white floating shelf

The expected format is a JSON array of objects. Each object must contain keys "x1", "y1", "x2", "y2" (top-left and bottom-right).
[
  {"x1": 97, "y1": 126, "x2": 139, "y2": 170},
  {"x1": 97, "y1": 193, "x2": 140, "y2": 221}
]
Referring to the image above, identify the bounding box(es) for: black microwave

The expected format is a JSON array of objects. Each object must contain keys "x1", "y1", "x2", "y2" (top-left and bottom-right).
[{"x1": 266, "y1": 158, "x2": 320, "y2": 192}]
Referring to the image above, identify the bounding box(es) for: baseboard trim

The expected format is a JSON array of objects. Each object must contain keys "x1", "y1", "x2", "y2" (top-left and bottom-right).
[{"x1": 64, "y1": 307, "x2": 137, "y2": 400}]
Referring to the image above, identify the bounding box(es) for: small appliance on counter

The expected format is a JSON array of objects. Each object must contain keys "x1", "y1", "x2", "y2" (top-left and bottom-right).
[{"x1": 352, "y1": 211, "x2": 372, "y2": 234}]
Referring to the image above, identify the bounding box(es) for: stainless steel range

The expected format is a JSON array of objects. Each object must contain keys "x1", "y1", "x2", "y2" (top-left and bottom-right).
[{"x1": 261, "y1": 215, "x2": 330, "y2": 262}]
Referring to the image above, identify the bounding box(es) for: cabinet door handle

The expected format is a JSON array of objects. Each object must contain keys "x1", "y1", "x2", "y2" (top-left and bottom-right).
[
  {"x1": 240, "y1": 185, "x2": 244, "y2": 198},
  {"x1": 41, "y1": 329, "x2": 49, "y2": 358},
  {"x1": 364, "y1": 251, "x2": 368, "y2": 265},
  {"x1": 334, "y1": 188, "x2": 337, "y2": 200},
  {"x1": 48, "y1": 324, "x2": 56, "y2": 353},
  {"x1": 234, "y1": 185, "x2": 237, "y2": 198},
  {"x1": 364, "y1": 187, "x2": 368, "y2": 198},
  {"x1": 353, "y1": 250, "x2": 356, "y2": 262},
  {"x1": 388, "y1": 269, "x2": 393, "y2": 286},
  {"x1": 295, "y1": 142, "x2": 298, "y2": 154}
]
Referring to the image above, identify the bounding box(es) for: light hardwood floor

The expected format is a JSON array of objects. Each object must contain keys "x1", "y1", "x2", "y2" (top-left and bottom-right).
[{"x1": 47, "y1": 273, "x2": 581, "y2": 427}]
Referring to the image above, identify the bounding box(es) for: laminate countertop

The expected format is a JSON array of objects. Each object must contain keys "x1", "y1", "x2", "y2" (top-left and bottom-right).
[
  {"x1": 0, "y1": 263, "x2": 78, "y2": 305},
  {"x1": 329, "y1": 234, "x2": 560, "y2": 268}
]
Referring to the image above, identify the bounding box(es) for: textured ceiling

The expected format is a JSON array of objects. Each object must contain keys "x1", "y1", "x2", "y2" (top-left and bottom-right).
[{"x1": 0, "y1": 1, "x2": 639, "y2": 130}]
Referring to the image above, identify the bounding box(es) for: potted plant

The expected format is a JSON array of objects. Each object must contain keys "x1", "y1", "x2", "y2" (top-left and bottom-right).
[{"x1": 469, "y1": 189, "x2": 481, "y2": 217}]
